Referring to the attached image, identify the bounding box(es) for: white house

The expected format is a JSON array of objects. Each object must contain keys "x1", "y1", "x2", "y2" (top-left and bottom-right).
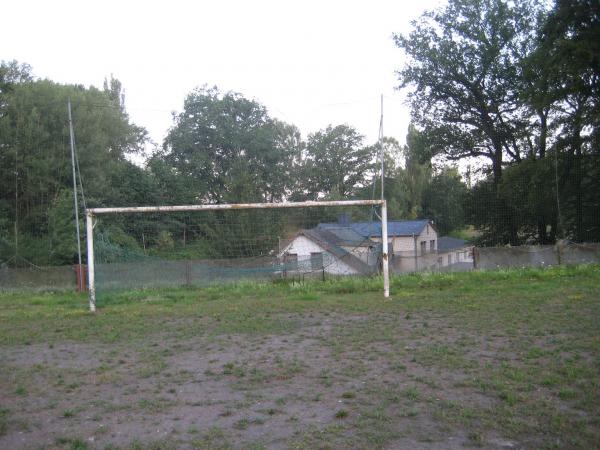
[
  {"x1": 279, "y1": 219, "x2": 473, "y2": 276},
  {"x1": 278, "y1": 227, "x2": 379, "y2": 276},
  {"x1": 318, "y1": 219, "x2": 437, "y2": 272}
]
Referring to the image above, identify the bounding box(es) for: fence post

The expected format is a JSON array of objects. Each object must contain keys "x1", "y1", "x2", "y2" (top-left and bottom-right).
[
  {"x1": 555, "y1": 240, "x2": 563, "y2": 265},
  {"x1": 185, "y1": 260, "x2": 192, "y2": 286},
  {"x1": 413, "y1": 234, "x2": 418, "y2": 272},
  {"x1": 74, "y1": 264, "x2": 87, "y2": 292}
]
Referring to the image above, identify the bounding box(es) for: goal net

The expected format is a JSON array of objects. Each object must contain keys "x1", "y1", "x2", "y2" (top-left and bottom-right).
[{"x1": 85, "y1": 200, "x2": 390, "y2": 311}]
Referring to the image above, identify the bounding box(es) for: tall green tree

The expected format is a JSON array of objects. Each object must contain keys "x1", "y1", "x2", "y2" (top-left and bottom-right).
[
  {"x1": 161, "y1": 86, "x2": 301, "y2": 204},
  {"x1": 0, "y1": 63, "x2": 149, "y2": 265},
  {"x1": 395, "y1": 0, "x2": 547, "y2": 182},
  {"x1": 300, "y1": 124, "x2": 373, "y2": 200},
  {"x1": 532, "y1": 0, "x2": 600, "y2": 241},
  {"x1": 422, "y1": 168, "x2": 468, "y2": 235},
  {"x1": 398, "y1": 124, "x2": 432, "y2": 218}
]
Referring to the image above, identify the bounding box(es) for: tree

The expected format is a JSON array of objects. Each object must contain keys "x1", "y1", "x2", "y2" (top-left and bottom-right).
[
  {"x1": 161, "y1": 86, "x2": 301, "y2": 204},
  {"x1": 300, "y1": 124, "x2": 373, "y2": 199},
  {"x1": 395, "y1": 0, "x2": 547, "y2": 182},
  {"x1": 397, "y1": 124, "x2": 432, "y2": 218},
  {"x1": 0, "y1": 63, "x2": 149, "y2": 265},
  {"x1": 532, "y1": 0, "x2": 600, "y2": 241},
  {"x1": 422, "y1": 168, "x2": 468, "y2": 235},
  {"x1": 466, "y1": 158, "x2": 558, "y2": 245},
  {"x1": 0, "y1": 60, "x2": 33, "y2": 116},
  {"x1": 357, "y1": 137, "x2": 409, "y2": 219}
]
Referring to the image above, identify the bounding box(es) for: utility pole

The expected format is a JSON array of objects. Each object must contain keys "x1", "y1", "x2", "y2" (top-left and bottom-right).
[
  {"x1": 14, "y1": 145, "x2": 18, "y2": 263},
  {"x1": 379, "y1": 94, "x2": 384, "y2": 201},
  {"x1": 68, "y1": 99, "x2": 83, "y2": 288}
]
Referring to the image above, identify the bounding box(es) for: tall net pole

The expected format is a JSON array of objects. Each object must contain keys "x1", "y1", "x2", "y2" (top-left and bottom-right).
[
  {"x1": 379, "y1": 94, "x2": 384, "y2": 201},
  {"x1": 68, "y1": 100, "x2": 83, "y2": 288}
]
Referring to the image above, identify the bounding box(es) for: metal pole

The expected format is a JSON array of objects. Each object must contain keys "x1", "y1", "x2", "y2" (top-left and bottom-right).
[
  {"x1": 88, "y1": 199, "x2": 384, "y2": 215},
  {"x1": 14, "y1": 148, "x2": 18, "y2": 261},
  {"x1": 86, "y1": 211, "x2": 96, "y2": 312},
  {"x1": 413, "y1": 234, "x2": 418, "y2": 272},
  {"x1": 381, "y1": 201, "x2": 390, "y2": 298},
  {"x1": 68, "y1": 100, "x2": 83, "y2": 288}
]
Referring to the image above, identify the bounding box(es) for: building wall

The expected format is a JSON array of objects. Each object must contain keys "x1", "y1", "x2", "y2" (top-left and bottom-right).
[
  {"x1": 420, "y1": 223, "x2": 438, "y2": 252},
  {"x1": 436, "y1": 247, "x2": 473, "y2": 267},
  {"x1": 391, "y1": 246, "x2": 474, "y2": 274},
  {"x1": 281, "y1": 236, "x2": 357, "y2": 275},
  {"x1": 369, "y1": 224, "x2": 438, "y2": 255}
]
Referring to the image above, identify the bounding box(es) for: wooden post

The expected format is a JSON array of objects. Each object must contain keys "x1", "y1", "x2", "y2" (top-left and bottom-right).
[{"x1": 74, "y1": 264, "x2": 87, "y2": 292}]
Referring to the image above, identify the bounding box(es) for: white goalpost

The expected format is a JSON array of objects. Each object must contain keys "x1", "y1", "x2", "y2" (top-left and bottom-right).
[{"x1": 86, "y1": 200, "x2": 390, "y2": 312}]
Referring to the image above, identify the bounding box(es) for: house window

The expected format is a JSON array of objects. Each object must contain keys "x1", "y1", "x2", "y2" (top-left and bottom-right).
[
  {"x1": 430, "y1": 240, "x2": 436, "y2": 251},
  {"x1": 448, "y1": 254, "x2": 452, "y2": 265},
  {"x1": 311, "y1": 252, "x2": 323, "y2": 270},
  {"x1": 420, "y1": 241, "x2": 427, "y2": 255},
  {"x1": 285, "y1": 253, "x2": 298, "y2": 271}
]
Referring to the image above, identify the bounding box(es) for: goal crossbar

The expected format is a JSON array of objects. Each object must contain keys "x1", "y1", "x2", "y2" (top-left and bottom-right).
[
  {"x1": 87, "y1": 199, "x2": 385, "y2": 215},
  {"x1": 85, "y1": 200, "x2": 390, "y2": 312}
]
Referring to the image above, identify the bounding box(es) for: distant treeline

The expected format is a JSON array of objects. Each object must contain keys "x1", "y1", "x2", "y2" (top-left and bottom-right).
[{"x1": 1, "y1": 0, "x2": 598, "y2": 266}]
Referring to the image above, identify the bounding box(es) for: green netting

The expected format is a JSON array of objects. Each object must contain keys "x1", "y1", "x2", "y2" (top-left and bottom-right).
[{"x1": 93, "y1": 205, "x2": 383, "y2": 301}]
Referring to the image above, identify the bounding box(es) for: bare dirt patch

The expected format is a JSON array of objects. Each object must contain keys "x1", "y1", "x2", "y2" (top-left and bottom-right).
[
  {"x1": 1, "y1": 310, "x2": 536, "y2": 449},
  {"x1": 2, "y1": 267, "x2": 599, "y2": 449}
]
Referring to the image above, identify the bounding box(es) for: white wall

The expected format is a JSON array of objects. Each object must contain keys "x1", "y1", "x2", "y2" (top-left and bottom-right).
[{"x1": 281, "y1": 236, "x2": 357, "y2": 275}]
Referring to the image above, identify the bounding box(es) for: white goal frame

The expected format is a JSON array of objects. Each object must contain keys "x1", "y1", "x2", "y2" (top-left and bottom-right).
[{"x1": 86, "y1": 200, "x2": 390, "y2": 312}]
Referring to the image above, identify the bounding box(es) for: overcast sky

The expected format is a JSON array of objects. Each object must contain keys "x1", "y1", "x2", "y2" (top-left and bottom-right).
[{"x1": 3, "y1": 0, "x2": 444, "y2": 158}]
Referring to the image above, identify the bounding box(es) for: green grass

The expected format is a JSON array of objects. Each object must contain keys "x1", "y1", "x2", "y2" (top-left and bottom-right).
[
  {"x1": 0, "y1": 408, "x2": 8, "y2": 437},
  {"x1": 1, "y1": 265, "x2": 599, "y2": 449},
  {"x1": 0, "y1": 264, "x2": 596, "y2": 346}
]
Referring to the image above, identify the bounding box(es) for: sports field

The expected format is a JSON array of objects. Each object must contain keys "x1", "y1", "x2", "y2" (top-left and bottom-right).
[{"x1": 1, "y1": 266, "x2": 599, "y2": 449}]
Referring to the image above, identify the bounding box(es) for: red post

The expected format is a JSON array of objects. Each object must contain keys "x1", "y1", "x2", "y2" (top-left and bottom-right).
[{"x1": 74, "y1": 264, "x2": 87, "y2": 292}]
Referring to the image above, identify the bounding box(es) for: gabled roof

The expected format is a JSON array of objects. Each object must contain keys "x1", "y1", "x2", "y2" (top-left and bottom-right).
[
  {"x1": 438, "y1": 236, "x2": 470, "y2": 252},
  {"x1": 318, "y1": 220, "x2": 432, "y2": 237},
  {"x1": 313, "y1": 226, "x2": 376, "y2": 247}
]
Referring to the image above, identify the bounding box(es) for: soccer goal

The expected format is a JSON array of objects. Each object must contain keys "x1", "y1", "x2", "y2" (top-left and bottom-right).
[{"x1": 85, "y1": 200, "x2": 390, "y2": 311}]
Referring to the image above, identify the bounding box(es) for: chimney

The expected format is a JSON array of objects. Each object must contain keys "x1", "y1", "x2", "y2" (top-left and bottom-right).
[{"x1": 337, "y1": 213, "x2": 351, "y2": 226}]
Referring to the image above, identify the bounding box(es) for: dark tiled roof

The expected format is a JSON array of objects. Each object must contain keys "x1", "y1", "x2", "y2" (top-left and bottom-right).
[
  {"x1": 313, "y1": 227, "x2": 375, "y2": 247},
  {"x1": 318, "y1": 220, "x2": 430, "y2": 237},
  {"x1": 438, "y1": 236, "x2": 469, "y2": 251}
]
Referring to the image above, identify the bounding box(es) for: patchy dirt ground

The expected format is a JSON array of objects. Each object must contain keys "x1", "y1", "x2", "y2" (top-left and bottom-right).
[
  {"x1": 1, "y1": 267, "x2": 599, "y2": 449},
  {"x1": 1, "y1": 309, "x2": 597, "y2": 450}
]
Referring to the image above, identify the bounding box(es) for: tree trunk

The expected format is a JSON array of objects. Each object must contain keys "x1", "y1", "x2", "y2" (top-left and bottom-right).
[
  {"x1": 538, "y1": 218, "x2": 549, "y2": 244},
  {"x1": 492, "y1": 146, "x2": 503, "y2": 184},
  {"x1": 538, "y1": 109, "x2": 547, "y2": 159}
]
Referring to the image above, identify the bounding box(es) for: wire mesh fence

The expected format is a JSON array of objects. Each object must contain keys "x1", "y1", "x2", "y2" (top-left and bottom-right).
[{"x1": 1, "y1": 152, "x2": 599, "y2": 293}]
